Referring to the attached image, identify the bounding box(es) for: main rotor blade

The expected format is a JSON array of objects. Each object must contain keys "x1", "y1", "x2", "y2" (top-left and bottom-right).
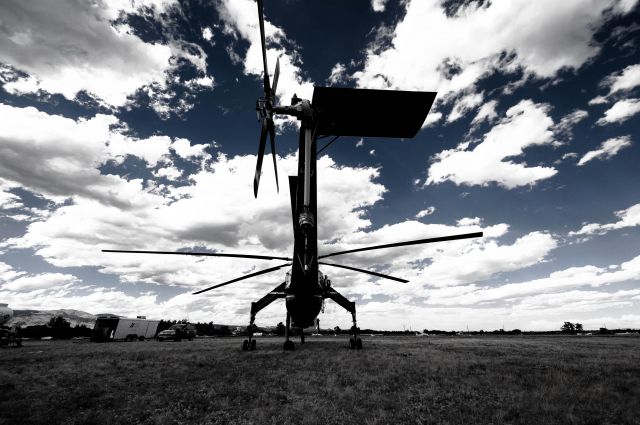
[
  {"x1": 102, "y1": 249, "x2": 291, "y2": 261},
  {"x1": 254, "y1": 118, "x2": 269, "y2": 197},
  {"x1": 268, "y1": 118, "x2": 279, "y2": 193},
  {"x1": 193, "y1": 262, "x2": 290, "y2": 295},
  {"x1": 318, "y1": 261, "x2": 408, "y2": 283},
  {"x1": 256, "y1": 0, "x2": 271, "y2": 98},
  {"x1": 318, "y1": 232, "x2": 483, "y2": 259},
  {"x1": 272, "y1": 56, "x2": 280, "y2": 99}
]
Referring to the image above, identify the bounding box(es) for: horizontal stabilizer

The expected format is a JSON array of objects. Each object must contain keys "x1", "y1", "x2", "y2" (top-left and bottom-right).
[{"x1": 312, "y1": 86, "x2": 436, "y2": 138}]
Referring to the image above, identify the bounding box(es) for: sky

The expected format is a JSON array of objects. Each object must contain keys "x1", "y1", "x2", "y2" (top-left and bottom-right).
[{"x1": 0, "y1": 0, "x2": 639, "y2": 331}]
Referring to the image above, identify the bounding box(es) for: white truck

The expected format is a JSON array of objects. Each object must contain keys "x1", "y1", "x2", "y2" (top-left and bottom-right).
[{"x1": 90, "y1": 314, "x2": 159, "y2": 342}]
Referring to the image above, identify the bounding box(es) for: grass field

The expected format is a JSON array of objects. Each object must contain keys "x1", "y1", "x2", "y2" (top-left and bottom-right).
[{"x1": 1, "y1": 335, "x2": 639, "y2": 425}]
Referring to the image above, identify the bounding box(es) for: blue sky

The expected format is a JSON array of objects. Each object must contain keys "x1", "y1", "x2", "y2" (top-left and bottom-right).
[{"x1": 0, "y1": 0, "x2": 639, "y2": 331}]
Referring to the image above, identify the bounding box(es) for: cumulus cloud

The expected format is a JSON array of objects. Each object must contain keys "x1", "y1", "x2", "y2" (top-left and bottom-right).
[
  {"x1": 0, "y1": 103, "x2": 215, "y2": 209},
  {"x1": 569, "y1": 202, "x2": 640, "y2": 236},
  {"x1": 351, "y1": 0, "x2": 636, "y2": 102},
  {"x1": 596, "y1": 98, "x2": 640, "y2": 125},
  {"x1": 371, "y1": 0, "x2": 389, "y2": 13},
  {"x1": 0, "y1": 1, "x2": 175, "y2": 107},
  {"x1": 426, "y1": 253, "x2": 640, "y2": 306},
  {"x1": 577, "y1": 135, "x2": 632, "y2": 166},
  {"x1": 447, "y1": 91, "x2": 484, "y2": 122},
  {"x1": 426, "y1": 100, "x2": 557, "y2": 188},
  {"x1": 553, "y1": 109, "x2": 589, "y2": 140},
  {"x1": 415, "y1": 207, "x2": 436, "y2": 218},
  {"x1": 471, "y1": 100, "x2": 498, "y2": 126},
  {"x1": 602, "y1": 63, "x2": 640, "y2": 95}
]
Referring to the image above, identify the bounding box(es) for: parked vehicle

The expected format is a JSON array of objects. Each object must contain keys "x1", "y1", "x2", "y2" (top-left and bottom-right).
[
  {"x1": 156, "y1": 323, "x2": 196, "y2": 341},
  {"x1": 90, "y1": 314, "x2": 159, "y2": 342}
]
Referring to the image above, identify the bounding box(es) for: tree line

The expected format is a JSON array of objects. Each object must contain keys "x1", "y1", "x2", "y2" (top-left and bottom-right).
[{"x1": 12, "y1": 316, "x2": 638, "y2": 339}]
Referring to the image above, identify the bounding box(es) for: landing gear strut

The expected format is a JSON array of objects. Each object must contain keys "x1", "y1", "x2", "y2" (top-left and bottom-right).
[
  {"x1": 243, "y1": 312, "x2": 257, "y2": 351},
  {"x1": 349, "y1": 311, "x2": 362, "y2": 350},
  {"x1": 283, "y1": 311, "x2": 295, "y2": 351}
]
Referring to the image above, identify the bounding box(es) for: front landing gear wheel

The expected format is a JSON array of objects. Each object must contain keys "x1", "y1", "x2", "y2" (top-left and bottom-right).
[
  {"x1": 242, "y1": 339, "x2": 249, "y2": 351},
  {"x1": 349, "y1": 338, "x2": 355, "y2": 349},
  {"x1": 250, "y1": 339, "x2": 257, "y2": 351},
  {"x1": 356, "y1": 338, "x2": 363, "y2": 350},
  {"x1": 283, "y1": 340, "x2": 295, "y2": 351}
]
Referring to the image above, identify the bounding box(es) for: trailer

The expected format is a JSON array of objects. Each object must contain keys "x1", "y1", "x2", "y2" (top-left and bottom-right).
[{"x1": 90, "y1": 314, "x2": 159, "y2": 342}]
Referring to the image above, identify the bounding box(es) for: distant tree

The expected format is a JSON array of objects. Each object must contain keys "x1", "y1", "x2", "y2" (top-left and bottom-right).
[
  {"x1": 275, "y1": 322, "x2": 285, "y2": 336},
  {"x1": 47, "y1": 316, "x2": 72, "y2": 339},
  {"x1": 334, "y1": 326, "x2": 341, "y2": 335},
  {"x1": 575, "y1": 323, "x2": 583, "y2": 332},
  {"x1": 561, "y1": 322, "x2": 575, "y2": 334}
]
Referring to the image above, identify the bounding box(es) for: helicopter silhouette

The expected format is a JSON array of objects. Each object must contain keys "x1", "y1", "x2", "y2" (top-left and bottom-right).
[{"x1": 104, "y1": 0, "x2": 482, "y2": 351}]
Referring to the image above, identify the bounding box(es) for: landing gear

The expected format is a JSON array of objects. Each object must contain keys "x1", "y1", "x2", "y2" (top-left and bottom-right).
[
  {"x1": 349, "y1": 311, "x2": 363, "y2": 350},
  {"x1": 242, "y1": 312, "x2": 258, "y2": 351},
  {"x1": 283, "y1": 311, "x2": 295, "y2": 351}
]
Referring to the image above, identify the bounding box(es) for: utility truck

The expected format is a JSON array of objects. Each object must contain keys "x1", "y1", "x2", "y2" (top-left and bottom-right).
[{"x1": 90, "y1": 314, "x2": 159, "y2": 342}]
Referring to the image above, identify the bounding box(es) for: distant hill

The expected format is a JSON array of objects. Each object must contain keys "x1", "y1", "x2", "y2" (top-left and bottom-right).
[{"x1": 11, "y1": 309, "x2": 96, "y2": 328}]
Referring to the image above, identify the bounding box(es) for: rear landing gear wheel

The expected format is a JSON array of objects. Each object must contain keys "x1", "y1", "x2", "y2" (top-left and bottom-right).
[
  {"x1": 242, "y1": 339, "x2": 249, "y2": 351},
  {"x1": 283, "y1": 340, "x2": 295, "y2": 351},
  {"x1": 349, "y1": 338, "x2": 355, "y2": 349},
  {"x1": 250, "y1": 339, "x2": 257, "y2": 351},
  {"x1": 356, "y1": 338, "x2": 363, "y2": 350}
]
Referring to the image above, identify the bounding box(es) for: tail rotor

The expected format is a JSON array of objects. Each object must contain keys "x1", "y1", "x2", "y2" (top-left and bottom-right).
[{"x1": 254, "y1": 0, "x2": 280, "y2": 198}]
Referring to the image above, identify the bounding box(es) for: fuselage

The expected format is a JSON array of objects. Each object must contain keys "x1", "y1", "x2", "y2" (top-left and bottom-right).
[
  {"x1": 0, "y1": 303, "x2": 13, "y2": 326},
  {"x1": 285, "y1": 120, "x2": 323, "y2": 328}
]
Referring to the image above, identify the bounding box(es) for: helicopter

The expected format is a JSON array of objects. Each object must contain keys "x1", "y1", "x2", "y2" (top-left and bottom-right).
[{"x1": 103, "y1": 0, "x2": 482, "y2": 351}]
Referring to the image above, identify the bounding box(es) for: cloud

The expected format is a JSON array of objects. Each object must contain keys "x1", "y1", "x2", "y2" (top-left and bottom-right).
[
  {"x1": 351, "y1": 0, "x2": 635, "y2": 103},
  {"x1": 596, "y1": 98, "x2": 640, "y2": 125},
  {"x1": 0, "y1": 1, "x2": 188, "y2": 107},
  {"x1": 426, "y1": 253, "x2": 640, "y2": 306},
  {"x1": 202, "y1": 27, "x2": 214, "y2": 42},
  {"x1": 371, "y1": 0, "x2": 389, "y2": 13},
  {"x1": 577, "y1": 135, "x2": 632, "y2": 166},
  {"x1": 426, "y1": 100, "x2": 557, "y2": 188},
  {"x1": 0, "y1": 104, "x2": 191, "y2": 208},
  {"x1": 471, "y1": 100, "x2": 498, "y2": 126},
  {"x1": 553, "y1": 109, "x2": 589, "y2": 140},
  {"x1": 319, "y1": 220, "x2": 551, "y2": 290},
  {"x1": 569, "y1": 202, "x2": 640, "y2": 236},
  {"x1": 602, "y1": 63, "x2": 640, "y2": 95},
  {"x1": 2, "y1": 272, "x2": 79, "y2": 291},
  {"x1": 447, "y1": 91, "x2": 484, "y2": 122},
  {"x1": 415, "y1": 207, "x2": 436, "y2": 218}
]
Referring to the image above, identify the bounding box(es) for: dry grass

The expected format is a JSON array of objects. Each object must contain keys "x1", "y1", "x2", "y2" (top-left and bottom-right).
[{"x1": 1, "y1": 335, "x2": 639, "y2": 424}]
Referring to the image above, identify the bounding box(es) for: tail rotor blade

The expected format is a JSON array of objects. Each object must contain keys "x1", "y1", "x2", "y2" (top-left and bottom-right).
[
  {"x1": 268, "y1": 118, "x2": 279, "y2": 193},
  {"x1": 256, "y1": 0, "x2": 271, "y2": 98},
  {"x1": 272, "y1": 57, "x2": 280, "y2": 99},
  {"x1": 254, "y1": 118, "x2": 269, "y2": 197}
]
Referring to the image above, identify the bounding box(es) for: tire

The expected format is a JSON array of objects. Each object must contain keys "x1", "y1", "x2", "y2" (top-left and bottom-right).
[
  {"x1": 356, "y1": 338, "x2": 363, "y2": 350},
  {"x1": 349, "y1": 338, "x2": 355, "y2": 349},
  {"x1": 250, "y1": 339, "x2": 256, "y2": 350},
  {"x1": 242, "y1": 339, "x2": 249, "y2": 351},
  {"x1": 283, "y1": 340, "x2": 295, "y2": 351},
  {"x1": 138, "y1": 336, "x2": 145, "y2": 342}
]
